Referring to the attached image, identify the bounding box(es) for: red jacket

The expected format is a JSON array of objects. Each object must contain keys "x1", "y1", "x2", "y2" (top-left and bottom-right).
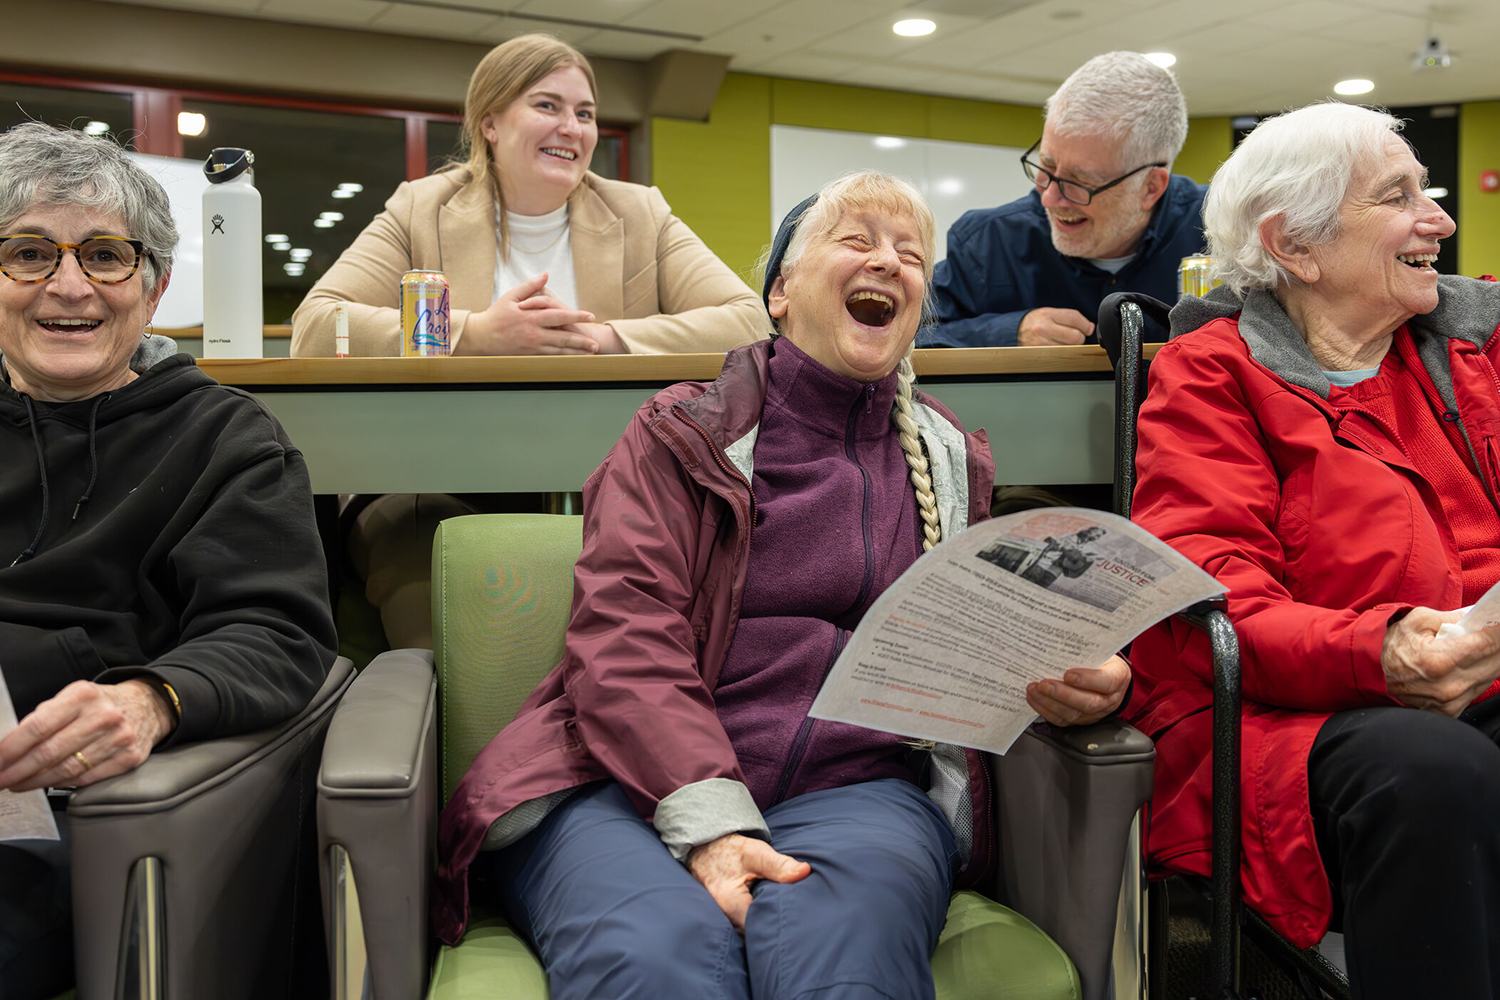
[
  {"x1": 1127, "y1": 277, "x2": 1500, "y2": 947},
  {"x1": 433, "y1": 339, "x2": 996, "y2": 944}
]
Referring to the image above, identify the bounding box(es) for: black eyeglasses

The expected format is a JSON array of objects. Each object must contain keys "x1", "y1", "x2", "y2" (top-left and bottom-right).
[
  {"x1": 0, "y1": 235, "x2": 147, "y2": 284},
  {"x1": 1020, "y1": 140, "x2": 1166, "y2": 206}
]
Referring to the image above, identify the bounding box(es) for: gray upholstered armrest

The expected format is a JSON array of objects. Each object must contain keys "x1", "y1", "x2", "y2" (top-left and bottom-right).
[
  {"x1": 319, "y1": 648, "x2": 438, "y2": 794},
  {"x1": 69, "y1": 657, "x2": 355, "y2": 814},
  {"x1": 68, "y1": 656, "x2": 355, "y2": 1000},
  {"x1": 317, "y1": 648, "x2": 439, "y2": 1000},
  {"x1": 990, "y1": 718, "x2": 1155, "y2": 1000}
]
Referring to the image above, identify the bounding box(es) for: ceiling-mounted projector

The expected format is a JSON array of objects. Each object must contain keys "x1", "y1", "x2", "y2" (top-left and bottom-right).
[{"x1": 1413, "y1": 36, "x2": 1451, "y2": 70}]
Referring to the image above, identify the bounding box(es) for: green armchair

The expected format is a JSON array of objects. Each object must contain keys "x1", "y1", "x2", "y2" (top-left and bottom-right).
[{"x1": 317, "y1": 514, "x2": 1154, "y2": 1000}]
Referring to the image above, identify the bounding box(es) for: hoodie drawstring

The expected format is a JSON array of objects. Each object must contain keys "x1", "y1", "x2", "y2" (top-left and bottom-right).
[
  {"x1": 12, "y1": 396, "x2": 49, "y2": 567},
  {"x1": 10, "y1": 392, "x2": 108, "y2": 567},
  {"x1": 73, "y1": 394, "x2": 106, "y2": 520}
]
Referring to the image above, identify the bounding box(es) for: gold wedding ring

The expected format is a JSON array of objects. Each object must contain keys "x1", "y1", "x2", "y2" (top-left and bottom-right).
[{"x1": 74, "y1": 750, "x2": 92, "y2": 771}]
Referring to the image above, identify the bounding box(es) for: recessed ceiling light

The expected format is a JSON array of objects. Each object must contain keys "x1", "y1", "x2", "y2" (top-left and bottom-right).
[
  {"x1": 265, "y1": 233, "x2": 289, "y2": 243},
  {"x1": 331, "y1": 190, "x2": 356, "y2": 199},
  {"x1": 82, "y1": 121, "x2": 109, "y2": 136},
  {"x1": 314, "y1": 219, "x2": 335, "y2": 228},
  {"x1": 893, "y1": 18, "x2": 935, "y2": 36},
  {"x1": 1334, "y1": 78, "x2": 1375, "y2": 95},
  {"x1": 289, "y1": 249, "x2": 312, "y2": 261},
  {"x1": 319, "y1": 211, "x2": 344, "y2": 221},
  {"x1": 273, "y1": 242, "x2": 291, "y2": 251},
  {"x1": 874, "y1": 136, "x2": 907, "y2": 149},
  {"x1": 1144, "y1": 52, "x2": 1176, "y2": 69},
  {"x1": 176, "y1": 111, "x2": 207, "y2": 137},
  {"x1": 336, "y1": 182, "x2": 363, "y2": 193},
  {"x1": 1424, "y1": 186, "x2": 1449, "y2": 199}
]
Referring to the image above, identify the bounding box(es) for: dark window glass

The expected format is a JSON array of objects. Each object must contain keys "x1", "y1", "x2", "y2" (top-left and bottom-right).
[
  {"x1": 427, "y1": 120, "x2": 463, "y2": 176},
  {"x1": 181, "y1": 100, "x2": 407, "y2": 324},
  {"x1": 0, "y1": 83, "x2": 133, "y2": 139}
]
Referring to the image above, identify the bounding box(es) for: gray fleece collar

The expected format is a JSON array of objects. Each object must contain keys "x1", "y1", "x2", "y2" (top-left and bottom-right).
[{"x1": 1168, "y1": 276, "x2": 1500, "y2": 407}]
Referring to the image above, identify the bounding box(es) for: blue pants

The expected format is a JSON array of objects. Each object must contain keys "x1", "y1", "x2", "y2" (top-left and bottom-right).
[{"x1": 485, "y1": 778, "x2": 959, "y2": 1000}]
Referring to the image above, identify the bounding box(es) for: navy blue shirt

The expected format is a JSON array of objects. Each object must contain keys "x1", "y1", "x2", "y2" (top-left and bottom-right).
[{"x1": 922, "y1": 175, "x2": 1208, "y2": 347}]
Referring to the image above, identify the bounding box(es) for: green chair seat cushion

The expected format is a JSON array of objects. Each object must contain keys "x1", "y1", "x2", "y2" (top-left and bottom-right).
[{"x1": 428, "y1": 891, "x2": 1078, "y2": 1000}]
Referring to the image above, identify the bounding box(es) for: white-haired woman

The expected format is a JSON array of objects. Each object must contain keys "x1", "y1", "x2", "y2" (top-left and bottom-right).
[
  {"x1": 0, "y1": 123, "x2": 336, "y2": 998},
  {"x1": 431, "y1": 171, "x2": 1129, "y2": 997},
  {"x1": 1127, "y1": 101, "x2": 1500, "y2": 998}
]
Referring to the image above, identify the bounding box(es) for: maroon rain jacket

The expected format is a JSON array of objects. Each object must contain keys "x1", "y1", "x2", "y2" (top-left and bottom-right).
[{"x1": 432, "y1": 339, "x2": 995, "y2": 944}]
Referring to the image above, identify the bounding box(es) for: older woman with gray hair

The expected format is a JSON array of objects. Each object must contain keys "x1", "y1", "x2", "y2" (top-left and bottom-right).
[
  {"x1": 0, "y1": 122, "x2": 335, "y2": 998},
  {"x1": 434, "y1": 169, "x2": 1129, "y2": 998},
  {"x1": 1127, "y1": 101, "x2": 1500, "y2": 998}
]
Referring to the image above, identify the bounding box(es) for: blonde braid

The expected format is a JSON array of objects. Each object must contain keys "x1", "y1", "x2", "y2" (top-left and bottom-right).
[{"x1": 893, "y1": 356, "x2": 942, "y2": 552}]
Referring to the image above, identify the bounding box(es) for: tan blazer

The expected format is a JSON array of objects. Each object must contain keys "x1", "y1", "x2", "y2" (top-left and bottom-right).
[{"x1": 291, "y1": 169, "x2": 771, "y2": 357}]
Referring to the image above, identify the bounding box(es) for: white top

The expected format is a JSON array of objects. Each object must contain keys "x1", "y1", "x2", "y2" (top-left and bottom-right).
[
  {"x1": 493, "y1": 202, "x2": 578, "y2": 309},
  {"x1": 1087, "y1": 253, "x2": 1137, "y2": 275}
]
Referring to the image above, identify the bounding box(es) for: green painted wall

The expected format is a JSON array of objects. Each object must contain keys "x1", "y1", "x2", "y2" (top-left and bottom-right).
[
  {"x1": 650, "y1": 73, "x2": 773, "y2": 287},
  {"x1": 1461, "y1": 102, "x2": 1500, "y2": 278},
  {"x1": 1175, "y1": 116, "x2": 1233, "y2": 185},
  {"x1": 651, "y1": 73, "x2": 1045, "y2": 279},
  {"x1": 653, "y1": 75, "x2": 1221, "y2": 277}
]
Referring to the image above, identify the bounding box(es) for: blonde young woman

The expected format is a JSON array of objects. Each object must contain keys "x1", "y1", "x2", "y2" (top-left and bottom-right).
[
  {"x1": 432, "y1": 171, "x2": 1130, "y2": 998},
  {"x1": 291, "y1": 33, "x2": 768, "y2": 357},
  {"x1": 294, "y1": 34, "x2": 771, "y2": 647}
]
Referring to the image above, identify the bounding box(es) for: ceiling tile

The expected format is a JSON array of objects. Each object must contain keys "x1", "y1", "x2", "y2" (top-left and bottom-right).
[
  {"x1": 474, "y1": 14, "x2": 598, "y2": 45},
  {"x1": 256, "y1": 0, "x2": 391, "y2": 28},
  {"x1": 617, "y1": 0, "x2": 790, "y2": 37},
  {"x1": 368, "y1": 4, "x2": 501, "y2": 37},
  {"x1": 571, "y1": 27, "x2": 680, "y2": 59},
  {"x1": 509, "y1": 0, "x2": 661, "y2": 25}
]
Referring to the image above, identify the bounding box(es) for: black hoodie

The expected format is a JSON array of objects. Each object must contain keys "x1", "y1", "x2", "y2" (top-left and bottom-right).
[{"x1": 1, "y1": 349, "x2": 336, "y2": 744}]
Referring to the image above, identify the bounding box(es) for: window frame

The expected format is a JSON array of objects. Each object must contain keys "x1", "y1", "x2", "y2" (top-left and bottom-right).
[{"x1": 0, "y1": 70, "x2": 629, "y2": 182}]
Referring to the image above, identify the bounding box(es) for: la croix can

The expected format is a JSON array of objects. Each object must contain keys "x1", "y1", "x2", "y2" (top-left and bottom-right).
[
  {"x1": 400, "y1": 269, "x2": 451, "y2": 357},
  {"x1": 1177, "y1": 255, "x2": 1221, "y2": 300}
]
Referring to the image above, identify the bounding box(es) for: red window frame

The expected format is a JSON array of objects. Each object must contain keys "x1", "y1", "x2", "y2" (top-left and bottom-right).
[{"x1": 0, "y1": 71, "x2": 629, "y2": 182}]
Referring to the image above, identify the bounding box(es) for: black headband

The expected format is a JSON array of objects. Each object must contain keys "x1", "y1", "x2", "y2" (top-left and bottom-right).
[{"x1": 762, "y1": 193, "x2": 820, "y2": 312}]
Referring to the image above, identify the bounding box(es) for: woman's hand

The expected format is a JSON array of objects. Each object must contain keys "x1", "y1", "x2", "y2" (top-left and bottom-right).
[
  {"x1": 1026, "y1": 654, "x2": 1131, "y2": 726},
  {"x1": 454, "y1": 273, "x2": 600, "y2": 356},
  {"x1": 0, "y1": 680, "x2": 176, "y2": 792},
  {"x1": 686, "y1": 833, "x2": 810, "y2": 933},
  {"x1": 1383, "y1": 607, "x2": 1500, "y2": 716},
  {"x1": 564, "y1": 321, "x2": 627, "y2": 354}
]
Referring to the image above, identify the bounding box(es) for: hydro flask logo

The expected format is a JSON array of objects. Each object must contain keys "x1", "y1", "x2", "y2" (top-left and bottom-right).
[{"x1": 211, "y1": 214, "x2": 225, "y2": 234}]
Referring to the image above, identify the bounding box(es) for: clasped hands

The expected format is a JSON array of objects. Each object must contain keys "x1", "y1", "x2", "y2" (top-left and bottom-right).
[
  {"x1": 686, "y1": 654, "x2": 1131, "y2": 932},
  {"x1": 454, "y1": 272, "x2": 624, "y2": 356},
  {"x1": 0, "y1": 679, "x2": 176, "y2": 792}
]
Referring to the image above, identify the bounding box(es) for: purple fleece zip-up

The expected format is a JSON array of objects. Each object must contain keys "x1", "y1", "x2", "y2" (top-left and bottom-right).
[{"x1": 713, "y1": 337, "x2": 924, "y2": 810}]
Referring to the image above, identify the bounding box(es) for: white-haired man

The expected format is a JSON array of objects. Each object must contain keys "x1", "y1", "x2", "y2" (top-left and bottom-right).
[{"x1": 925, "y1": 52, "x2": 1208, "y2": 347}]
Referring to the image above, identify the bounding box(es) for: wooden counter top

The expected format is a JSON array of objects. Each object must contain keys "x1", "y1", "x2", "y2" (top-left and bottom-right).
[{"x1": 194, "y1": 344, "x2": 1163, "y2": 387}]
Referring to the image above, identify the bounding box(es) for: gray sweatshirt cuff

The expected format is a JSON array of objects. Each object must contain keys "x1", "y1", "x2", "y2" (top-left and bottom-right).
[{"x1": 653, "y1": 778, "x2": 770, "y2": 860}]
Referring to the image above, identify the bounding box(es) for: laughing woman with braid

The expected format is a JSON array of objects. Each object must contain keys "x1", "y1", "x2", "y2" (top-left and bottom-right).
[{"x1": 431, "y1": 171, "x2": 1131, "y2": 998}]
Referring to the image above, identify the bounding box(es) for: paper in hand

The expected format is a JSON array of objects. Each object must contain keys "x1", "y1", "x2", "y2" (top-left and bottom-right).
[{"x1": 0, "y1": 666, "x2": 60, "y2": 842}]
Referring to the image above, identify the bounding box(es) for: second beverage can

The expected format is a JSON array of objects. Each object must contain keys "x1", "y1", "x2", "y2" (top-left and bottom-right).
[{"x1": 400, "y1": 269, "x2": 451, "y2": 357}]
